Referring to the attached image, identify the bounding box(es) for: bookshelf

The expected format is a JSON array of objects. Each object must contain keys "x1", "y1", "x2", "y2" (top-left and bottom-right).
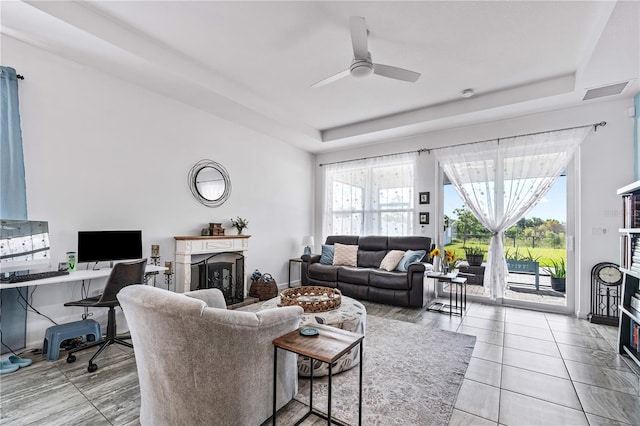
[{"x1": 617, "y1": 180, "x2": 640, "y2": 367}]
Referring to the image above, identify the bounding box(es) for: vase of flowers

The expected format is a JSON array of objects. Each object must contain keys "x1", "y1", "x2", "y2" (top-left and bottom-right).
[
  {"x1": 230, "y1": 217, "x2": 248, "y2": 235},
  {"x1": 444, "y1": 249, "x2": 460, "y2": 274},
  {"x1": 430, "y1": 247, "x2": 442, "y2": 273}
]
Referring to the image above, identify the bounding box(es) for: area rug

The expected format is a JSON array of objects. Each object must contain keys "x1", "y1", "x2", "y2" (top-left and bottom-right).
[{"x1": 295, "y1": 314, "x2": 476, "y2": 425}]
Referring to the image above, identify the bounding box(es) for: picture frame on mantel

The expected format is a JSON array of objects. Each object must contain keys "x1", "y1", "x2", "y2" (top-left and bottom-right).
[{"x1": 419, "y1": 192, "x2": 430, "y2": 204}]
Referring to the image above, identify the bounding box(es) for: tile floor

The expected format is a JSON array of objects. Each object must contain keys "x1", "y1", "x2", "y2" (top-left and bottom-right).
[
  {"x1": 437, "y1": 302, "x2": 640, "y2": 425},
  {"x1": 2, "y1": 300, "x2": 639, "y2": 425}
]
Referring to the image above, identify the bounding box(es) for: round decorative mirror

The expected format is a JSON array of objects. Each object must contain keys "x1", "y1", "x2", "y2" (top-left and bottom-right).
[{"x1": 188, "y1": 160, "x2": 231, "y2": 207}]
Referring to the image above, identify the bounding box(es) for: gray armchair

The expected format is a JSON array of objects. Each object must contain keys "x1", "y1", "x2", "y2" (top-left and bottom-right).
[{"x1": 117, "y1": 285, "x2": 303, "y2": 425}]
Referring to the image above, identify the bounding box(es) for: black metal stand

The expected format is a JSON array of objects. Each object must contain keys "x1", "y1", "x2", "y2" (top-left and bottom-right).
[
  {"x1": 288, "y1": 258, "x2": 302, "y2": 288},
  {"x1": 426, "y1": 274, "x2": 467, "y2": 316}
]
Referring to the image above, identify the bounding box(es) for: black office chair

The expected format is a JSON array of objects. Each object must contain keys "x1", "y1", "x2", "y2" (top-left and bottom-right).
[{"x1": 65, "y1": 259, "x2": 147, "y2": 372}]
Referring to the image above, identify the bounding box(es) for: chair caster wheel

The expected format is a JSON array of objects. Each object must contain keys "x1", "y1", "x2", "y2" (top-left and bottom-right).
[
  {"x1": 67, "y1": 354, "x2": 76, "y2": 363},
  {"x1": 87, "y1": 363, "x2": 98, "y2": 373}
]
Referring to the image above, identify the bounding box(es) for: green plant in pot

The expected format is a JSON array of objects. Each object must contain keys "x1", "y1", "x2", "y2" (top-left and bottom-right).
[
  {"x1": 463, "y1": 246, "x2": 486, "y2": 266},
  {"x1": 542, "y1": 258, "x2": 566, "y2": 292},
  {"x1": 230, "y1": 217, "x2": 248, "y2": 235}
]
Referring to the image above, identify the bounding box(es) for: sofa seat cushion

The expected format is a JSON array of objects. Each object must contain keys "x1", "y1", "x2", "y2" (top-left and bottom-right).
[
  {"x1": 369, "y1": 270, "x2": 409, "y2": 290},
  {"x1": 308, "y1": 263, "x2": 338, "y2": 282},
  {"x1": 337, "y1": 266, "x2": 370, "y2": 286}
]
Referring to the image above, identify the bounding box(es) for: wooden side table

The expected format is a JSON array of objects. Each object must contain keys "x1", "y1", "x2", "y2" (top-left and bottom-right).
[
  {"x1": 272, "y1": 324, "x2": 364, "y2": 425},
  {"x1": 288, "y1": 258, "x2": 302, "y2": 287}
]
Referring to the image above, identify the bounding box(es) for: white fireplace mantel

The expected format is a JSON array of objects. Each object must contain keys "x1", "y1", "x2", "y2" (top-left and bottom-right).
[{"x1": 174, "y1": 235, "x2": 250, "y2": 293}]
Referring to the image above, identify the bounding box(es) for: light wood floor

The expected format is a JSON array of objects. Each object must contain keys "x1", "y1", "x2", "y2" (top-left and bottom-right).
[{"x1": 1, "y1": 300, "x2": 639, "y2": 425}]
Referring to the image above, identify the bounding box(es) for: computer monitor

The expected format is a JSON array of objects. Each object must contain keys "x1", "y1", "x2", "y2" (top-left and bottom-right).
[
  {"x1": 0, "y1": 219, "x2": 52, "y2": 273},
  {"x1": 77, "y1": 230, "x2": 143, "y2": 264}
]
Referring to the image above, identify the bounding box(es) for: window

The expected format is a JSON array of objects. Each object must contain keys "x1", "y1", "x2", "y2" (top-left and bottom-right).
[{"x1": 323, "y1": 153, "x2": 416, "y2": 237}]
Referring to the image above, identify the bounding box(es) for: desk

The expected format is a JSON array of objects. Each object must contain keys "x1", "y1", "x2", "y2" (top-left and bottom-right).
[
  {"x1": 426, "y1": 272, "x2": 468, "y2": 316},
  {"x1": 0, "y1": 265, "x2": 166, "y2": 354},
  {"x1": 288, "y1": 258, "x2": 302, "y2": 287},
  {"x1": 272, "y1": 324, "x2": 364, "y2": 426},
  {"x1": 0, "y1": 265, "x2": 166, "y2": 290}
]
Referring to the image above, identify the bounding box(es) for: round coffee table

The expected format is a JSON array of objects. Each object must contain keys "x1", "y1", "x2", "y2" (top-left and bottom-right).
[{"x1": 261, "y1": 294, "x2": 367, "y2": 377}]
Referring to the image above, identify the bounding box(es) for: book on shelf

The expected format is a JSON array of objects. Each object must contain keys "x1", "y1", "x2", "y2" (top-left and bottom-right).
[
  {"x1": 622, "y1": 235, "x2": 640, "y2": 270},
  {"x1": 623, "y1": 194, "x2": 640, "y2": 228},
  {"x1": 631, "y1": 296, "x2": 640, "y2": 312},
  {"x1": 631, "y1": 320, "x2": 639, "y2": 351},
  {"x1": 621, "y1": 234, "x2": 630, "y2": 269}
]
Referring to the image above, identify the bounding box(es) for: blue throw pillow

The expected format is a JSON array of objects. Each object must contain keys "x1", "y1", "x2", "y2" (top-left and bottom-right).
[
  {"x1": 319, "y1": 245, "x2": 335, "y2": 265},
  {"x1": 396, "y1": 250, "x2": 427, "y2": 272}
]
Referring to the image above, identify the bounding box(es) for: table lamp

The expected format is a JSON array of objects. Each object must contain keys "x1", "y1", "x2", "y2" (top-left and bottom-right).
[{"x1": 301, "y1": 236, "x2": 315, "y2": 256}]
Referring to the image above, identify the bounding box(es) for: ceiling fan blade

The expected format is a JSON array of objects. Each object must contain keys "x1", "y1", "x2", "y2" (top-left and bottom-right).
[
  {"x1": 373, "y1": 63, "x2": 421, "y2": 82},
  {"x1": 350, "y1": 16, "x2": 369, "y2": 60},
  {"x1": 311, "y1": 69, "x2": 351, "y2": 88}
]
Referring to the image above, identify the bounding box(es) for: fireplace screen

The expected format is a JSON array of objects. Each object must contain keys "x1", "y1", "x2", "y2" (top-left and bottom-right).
[{"x1": 191, "y1": 253, "x2": 244, "y2": 305}]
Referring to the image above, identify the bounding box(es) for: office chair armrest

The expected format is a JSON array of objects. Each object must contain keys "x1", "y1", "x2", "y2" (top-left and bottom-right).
[{"x1": 184, "y1": 288, "x2": 227, "y2": 309}]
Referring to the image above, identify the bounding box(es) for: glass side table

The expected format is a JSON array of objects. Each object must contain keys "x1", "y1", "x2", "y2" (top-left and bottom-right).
[{"x1": 426, "y1": 272, "x2": 468, "y2": 316}]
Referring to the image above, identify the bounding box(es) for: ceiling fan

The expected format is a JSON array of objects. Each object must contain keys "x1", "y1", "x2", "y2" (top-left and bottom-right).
[{"x1": 312, "y1": 16, "x2": 421, "y2": 88}]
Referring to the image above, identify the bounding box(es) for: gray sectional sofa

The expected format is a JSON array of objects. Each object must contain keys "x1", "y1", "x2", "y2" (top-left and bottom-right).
[{"x1": 301, "y1": 235, "x2": 432, "y2": 308}]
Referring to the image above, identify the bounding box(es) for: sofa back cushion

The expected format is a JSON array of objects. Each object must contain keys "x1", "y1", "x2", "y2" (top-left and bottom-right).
[
  {"x1": 325, "y1": 235, "x2": 359, "y2": 246},
  {"x1": 350, "y1": 236, "x2": 383, "y2": 268},
  {"x1": 357, "y1": 236, "x2": 388, "y2": 251},
  {"x1": 388, "y1": 236, "x2": 431, "y2": 253}
]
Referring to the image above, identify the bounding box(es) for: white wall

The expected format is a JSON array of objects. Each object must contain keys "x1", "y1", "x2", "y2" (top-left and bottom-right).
[
  {"x1": 315, "y1": 97, "x2": 636, "y2": 317},
  {"x1": 3, "y1": 35, "x2": 314, "y2": 348}
]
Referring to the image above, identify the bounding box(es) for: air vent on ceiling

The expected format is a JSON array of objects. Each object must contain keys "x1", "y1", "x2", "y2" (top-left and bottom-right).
[{"x1": 583, "y1": 81, "x2": 629, "y2": 101}]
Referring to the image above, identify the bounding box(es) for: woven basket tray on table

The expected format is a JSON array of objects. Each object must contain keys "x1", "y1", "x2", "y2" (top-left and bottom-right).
[{"x1": 279, "y1": 286, "x2": 342, "y2": 313}]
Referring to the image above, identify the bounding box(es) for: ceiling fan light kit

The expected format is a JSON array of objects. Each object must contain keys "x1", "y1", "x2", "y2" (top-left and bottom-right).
[
  {"x1": 312, "y1": 16, "x2": 421, "y2": 88},
  {"x1": 350, "y1": 58, "x2": 373, "y2": 78}
]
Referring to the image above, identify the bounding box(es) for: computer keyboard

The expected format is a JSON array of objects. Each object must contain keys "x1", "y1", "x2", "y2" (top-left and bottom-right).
[{"x1": 1, "y1": 270, "x2": 70, "y2": 283}]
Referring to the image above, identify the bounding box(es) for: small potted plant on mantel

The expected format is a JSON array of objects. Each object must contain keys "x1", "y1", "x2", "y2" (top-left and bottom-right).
[
  {"x1": 230, "y1": 217, "x2": 248, "y2": 235},
  {"x1": 463, "y1": 246, "x2": 485, "y2": 266}
]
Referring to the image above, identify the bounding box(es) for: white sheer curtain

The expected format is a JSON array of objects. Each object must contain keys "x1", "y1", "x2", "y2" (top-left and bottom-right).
[
  {"x1": 434, "y1": 127, "x2": 591, "y2": 299},
  {"x1": 322, "y1": 152, "x2": 417, "y2": 239}
]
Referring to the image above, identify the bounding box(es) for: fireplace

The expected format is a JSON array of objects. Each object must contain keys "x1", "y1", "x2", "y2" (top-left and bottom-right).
[{"x1": 190, "y1": 253, "x2": 244, "y2": 305}]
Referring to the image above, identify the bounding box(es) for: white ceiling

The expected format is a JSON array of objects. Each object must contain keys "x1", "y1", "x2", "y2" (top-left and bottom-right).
[{"x1": 2, "y1": 1, "x2": 638, "y2": 153}]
